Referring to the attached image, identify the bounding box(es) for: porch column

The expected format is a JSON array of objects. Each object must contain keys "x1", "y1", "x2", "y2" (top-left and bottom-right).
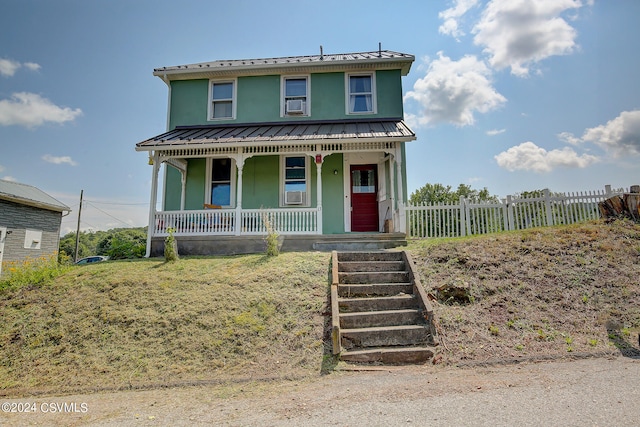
[
  {"x1": 388, "y1": 154, "x2": 396, "y2": 212},
  {"x1": 180, "y1": 171, "x2": 186, "y2": 210},
  {"x1": 235, "y1": 154, "x2": 245, "y2": 236},
  {"x1": 316, "y1": 155, "x2": 323, "y2": 234},
  {"x1": 395, "y1": 144, "x2": 406, "y2": 233},
  {"x1": 145, "y1": 151, "x2": 160, "y2": 257}
]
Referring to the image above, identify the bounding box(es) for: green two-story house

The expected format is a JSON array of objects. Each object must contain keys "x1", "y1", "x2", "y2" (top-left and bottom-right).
[{"x1": 136, "y1": 49, "x2": 416, "y2": 256}]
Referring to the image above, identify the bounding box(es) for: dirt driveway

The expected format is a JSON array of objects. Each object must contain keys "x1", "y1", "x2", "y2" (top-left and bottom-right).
[{"x1": 2, "y1": 355, "x2": 639, "y2": 426}]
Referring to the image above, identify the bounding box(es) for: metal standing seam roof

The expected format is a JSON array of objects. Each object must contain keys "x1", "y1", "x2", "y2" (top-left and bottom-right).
[
  {"x1": 135, "y1": 120, "x2": 416, "y2": 150},
  {"x1": 154, "y1": 50, "x2": 415, "y2": 79},
  {"x1": 0, "y1": 179, "x2": 70, "y2": 212}
]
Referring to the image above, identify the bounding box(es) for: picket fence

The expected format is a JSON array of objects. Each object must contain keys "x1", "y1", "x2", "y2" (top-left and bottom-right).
[{"x1": 404, "y1": 185, "x2": 625, "y2": 239}]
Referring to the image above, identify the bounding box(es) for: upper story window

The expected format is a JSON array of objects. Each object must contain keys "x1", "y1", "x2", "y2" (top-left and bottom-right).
[
  {"x1": 347, "y1": 73, "x2": 376, "y2": 114},
  {"x1": 282, "y1": 76, "x2": 309, "y2": 116},
  {"x1": 281, "y1": 155, "x2": 309, "y2": 206},
  {"x1": 209, "y1": 80, "x2": 236, "y2": 120}
]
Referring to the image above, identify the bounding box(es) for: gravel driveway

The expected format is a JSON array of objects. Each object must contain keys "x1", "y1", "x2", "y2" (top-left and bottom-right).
[{"x1": 2, "y1": 355, "x2": 639, "y2": 426}]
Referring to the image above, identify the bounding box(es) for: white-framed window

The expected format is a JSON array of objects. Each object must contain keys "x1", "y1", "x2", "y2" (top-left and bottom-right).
[
  {"x1": 209, "y1": 79, "x2": 236, "y2": 120},
  {"x1": 206, "y1": 157, "x2": 236, "y2": 207},
  {"x1": 280, "y1": 155, "x2": 309, "y2": 206},
  {"x1": 281, "y1": 76, "x2": 309, "y2": 116},
  {"x1": 346, "y1": 72, "x2": 376, "y2": 114}
]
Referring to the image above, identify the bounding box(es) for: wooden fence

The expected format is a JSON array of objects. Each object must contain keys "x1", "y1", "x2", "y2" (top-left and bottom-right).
[{"x1": 405, "y1": 186, "x2": 625, "y2": 239}]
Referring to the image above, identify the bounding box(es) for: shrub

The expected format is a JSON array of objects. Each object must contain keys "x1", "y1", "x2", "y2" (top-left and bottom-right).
[
  {"x1": 0, "y1": 253, "x2": 70, "y2": 291},
  {"x1": 164, "y1": 228, "x2": 179, "y2": 262}
]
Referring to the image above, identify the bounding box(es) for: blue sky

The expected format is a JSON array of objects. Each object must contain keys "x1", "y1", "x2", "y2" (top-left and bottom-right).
[{"x1": 1, "y1": 0, "x2": 638, "y2": 234}]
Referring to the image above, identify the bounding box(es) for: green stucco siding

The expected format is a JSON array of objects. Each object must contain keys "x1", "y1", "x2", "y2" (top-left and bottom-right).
[
  {"x1": 185, "y1": 159, "x2": 207, "y2": 209},
  {"x1": 376, "y1": 70, "x2": 404, "y2": 118},
  {"x1": 164, "y1": 166, "x2": 181, "y2": 210},
  {"x1": 242, "y1": 156, "x2": 279, "y2": 208},
  {"x1": 236, "y1": 75, "x2": 280, "y2": 122},
  {"x1": 167, "y1": 70, "x2": 405, "y2": 127},
  {"x1": 321, "y1": 153, "x2": 345, "y2": 234},
  {"x1": 169, "y1": 80, "x2": 209, "y2": 128}
]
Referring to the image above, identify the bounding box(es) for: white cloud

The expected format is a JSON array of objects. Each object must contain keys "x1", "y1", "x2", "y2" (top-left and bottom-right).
[
  {"x1": 486, "y1": 128, "x2": 506, "y2": 136},
  {"x1": 0, "y1": 58, "x2": 21, "y2": 77},
  {"x1": 439, "y1": 0, "x2": 479, "y2": 39},
  {"x1": 580, "y1": 110, "x2": 640, "y2": 157},
  {"x1": 0, "y1": 92, "x2": 82, "y2": 128},
  {"x1": 23, "y1": 62, "x2": 41, "y2": 71},
  {"x1": 2, "y1": 176, "x2": 18, "y2": 182},
  {"x1": 557, "y1": 131, "x2": 581, "y2": 145},
  {"x1": 42, "y1": 154, "x2": 78, "y2": 166},
  {"x1": 495, "y1": 141, "x2": 599, "y2": 172},
  {"x1": 404, "y1": 52, "x2": 506, "y2": 127},
  {"x1": 0, "y1": 58, "x2": 41, "y2": 76},
  {"x1": 473, "y1": 0, "x2": 587, "y2": 76}
]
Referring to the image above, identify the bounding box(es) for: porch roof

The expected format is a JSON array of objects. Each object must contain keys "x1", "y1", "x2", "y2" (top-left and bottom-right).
[{"x1": 135, "y1": 119, "x2": 415, "y2": 151}]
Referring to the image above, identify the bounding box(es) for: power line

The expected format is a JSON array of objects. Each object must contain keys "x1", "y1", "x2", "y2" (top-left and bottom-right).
[
  {"x1": 84, "y1": 201, "x2": 133, "y2": 227},
  {"x1": 84, "y1": 199, "x2": 149, "y2": 206}
]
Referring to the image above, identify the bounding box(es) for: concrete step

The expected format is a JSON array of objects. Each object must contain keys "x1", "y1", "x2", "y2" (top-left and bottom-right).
[
  {"x1": 337, "y1": 251, "x2": 403, "y2": 262},
  {"x1": 338, "y1": 260, "x2": 406, "y2": 272},
  {"x1": 338, "y1": 294, "x2": 417, "y2": 313},
  {"x1": 339, "y1": 309, "x2": 424, "y2": 329},
  {"x1": 341, "y1": 325, "x2": 432, "y2": 349},
  {"x1": 314, "y1": 240, "x2": 407, "y2": 251},
  {"x1": 339, "y1": 271, "x2": 409, "y2": 284},
  {"x1": 340, "y1": 346, "x2": 435, "y2": 364},
  {"x1": 338, "y1": 283, "x2": 413, "y2": 297}
]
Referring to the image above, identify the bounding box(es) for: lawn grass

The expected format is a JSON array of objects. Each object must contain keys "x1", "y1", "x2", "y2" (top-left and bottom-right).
[
  {"x1": 0, "y1": 252, "x2": 331, "y2": 397},
  {"x1": 1, "y1": 219, "x2": 638, "y2": 397}
]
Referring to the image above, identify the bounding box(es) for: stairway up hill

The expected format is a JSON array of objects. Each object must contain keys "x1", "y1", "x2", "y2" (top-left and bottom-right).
[{"x1": 330, "y1": 250, "x2": 438, "y2": 364}]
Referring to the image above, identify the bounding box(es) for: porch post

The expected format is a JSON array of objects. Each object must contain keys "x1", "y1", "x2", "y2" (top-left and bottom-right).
[
  {"x1": 389, "y1": 155, "x2": 399, "y2": 226},
  {"x1": 395, "y1": 144, "x2": 406, "y2": 233},
  {"x1": 145, "y1": 151, "x2": 160, "y2": 257},
  {"x1": 316, "y1": 155, "x2": 323, "y2": 234},
  {"x1": 235, "y1": 153, "x2": 245, "y2": 236},
  {"x1": 180, "y1": 171, "x2": 186, "y2": 210}
]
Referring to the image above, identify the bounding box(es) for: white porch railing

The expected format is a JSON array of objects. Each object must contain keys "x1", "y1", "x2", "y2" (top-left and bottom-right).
[
  {"x1": 405, "y1": 186, "x2": 626, "y2": 239},
  {"x1": 152, "y1": 207, "x2": 319, "y2": 237}
]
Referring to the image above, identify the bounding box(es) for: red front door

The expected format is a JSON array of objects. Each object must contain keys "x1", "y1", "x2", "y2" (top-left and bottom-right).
[{"x1": 350, "y1": 164, "x2": 379, "y2": 232}]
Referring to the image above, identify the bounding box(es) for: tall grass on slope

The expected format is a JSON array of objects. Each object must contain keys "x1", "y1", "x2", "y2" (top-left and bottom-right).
[
  {"x1": 410, "y1": 220, "x2": 640, "y2": 365},
  {"x1": 0, "y1": 252, "x2": 330, "y2": 397}
]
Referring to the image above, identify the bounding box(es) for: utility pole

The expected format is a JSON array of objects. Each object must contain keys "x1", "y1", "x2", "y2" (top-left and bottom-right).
[{"x1": 74, "y1": 190, "x2": 83, "y2": 263}]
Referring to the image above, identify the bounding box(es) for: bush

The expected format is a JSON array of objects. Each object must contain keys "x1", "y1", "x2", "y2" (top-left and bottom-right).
[
  {"x1": 0, "y1": 253, "x2": 70, "y2": 291},
  {"x1": 164, "y1": 228, "x2": 179, "y2": 262}
]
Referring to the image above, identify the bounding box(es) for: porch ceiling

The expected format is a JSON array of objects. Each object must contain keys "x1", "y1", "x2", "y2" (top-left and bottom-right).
[{"x1": 135, "y1": 119, "x2": 415, "y2": 151}]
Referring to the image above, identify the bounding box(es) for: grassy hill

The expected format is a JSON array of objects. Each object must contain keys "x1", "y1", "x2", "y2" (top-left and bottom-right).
[{"x1": 1, "y1": 220, "x2": 639, "y2": 397}]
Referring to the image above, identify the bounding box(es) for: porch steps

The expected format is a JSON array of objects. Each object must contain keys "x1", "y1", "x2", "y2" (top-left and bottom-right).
[
  {"x1": 313, "y1": 234, "x2": 407, "y2": 252},
  {"x1": 330, "y1": 251, "x2": 437, "y2": 364}
]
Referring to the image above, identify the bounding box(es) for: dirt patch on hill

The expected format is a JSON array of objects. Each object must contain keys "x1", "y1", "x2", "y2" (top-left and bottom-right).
[{"x1": 410, "y1": 220, "x2": 640, "y2": 366}]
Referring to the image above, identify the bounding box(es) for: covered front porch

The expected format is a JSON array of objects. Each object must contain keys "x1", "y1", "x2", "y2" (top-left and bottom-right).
[{"x1": 136, "y1": 120, "x2": 415, "y2": 256}]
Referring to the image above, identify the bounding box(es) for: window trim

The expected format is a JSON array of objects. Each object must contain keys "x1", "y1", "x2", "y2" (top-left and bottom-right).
[
  {"x1": 205, "y1": 157, "x2": 236, "y2": 207},
  {"x1": 280, "y1": 155, "x2": 310, "y2": 207},
  {"x1": 208, "y1": 78, "x2": 237, "y2": 121},
  {"x1": 281, "y1": 75, "x2": 310, "y2": 117},
  {"x1": 345, "y1": 72, "x2": 377, "y2": 115}
]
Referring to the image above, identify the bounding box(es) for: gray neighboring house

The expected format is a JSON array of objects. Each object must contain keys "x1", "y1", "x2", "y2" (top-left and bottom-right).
[{"x1": 0, "y1": 179, "x2": 70, "y2": 275}]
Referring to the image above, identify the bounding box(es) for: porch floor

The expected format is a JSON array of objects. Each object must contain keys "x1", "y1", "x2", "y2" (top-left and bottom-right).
[{"x1": 150, "y1": 233, "x2": 407, "y2": 257}]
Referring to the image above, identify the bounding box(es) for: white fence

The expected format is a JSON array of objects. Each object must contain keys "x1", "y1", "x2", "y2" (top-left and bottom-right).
[
  {"x1": 405, "y1": 186, "x2": 625, "y2": 239},
  {"x1": 152, "y1": 207, "x2": 318, "y2": 237}
]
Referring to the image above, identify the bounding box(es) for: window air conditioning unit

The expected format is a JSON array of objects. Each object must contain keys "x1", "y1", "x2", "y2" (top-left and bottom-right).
[
  {"x1": 286, "y1": 99, "x2": 305, "y2": 114},
  {"x1": 285, "y1": 191, "x2": 304, "y2": 204}
]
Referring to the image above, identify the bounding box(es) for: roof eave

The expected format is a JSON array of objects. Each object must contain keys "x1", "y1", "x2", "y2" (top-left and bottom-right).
[
  {"x1": 136, "y1": 135, "x2": 416, "y2": 152},
  {"x1": 0, "y1": 194, "x2": 70, "y2": 213},
  {"x1": 153, "y1": 57, "x2": 414, "y2": 80}
]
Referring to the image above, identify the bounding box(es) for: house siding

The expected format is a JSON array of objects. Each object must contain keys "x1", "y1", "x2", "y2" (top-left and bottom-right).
[
  {"x1": 168, "y1": 70, "x2": 405, "y2": 127},
  {"x1": 0, "y1": 199, "x2": 62, "y2": 264}
]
